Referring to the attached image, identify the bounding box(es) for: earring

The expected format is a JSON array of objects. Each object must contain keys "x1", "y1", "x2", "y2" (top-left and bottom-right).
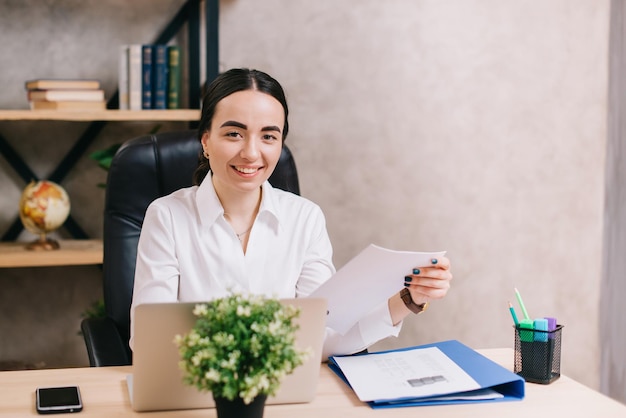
[{"x1": 203, "y1": 150, "x2": 209, "y2": 159}]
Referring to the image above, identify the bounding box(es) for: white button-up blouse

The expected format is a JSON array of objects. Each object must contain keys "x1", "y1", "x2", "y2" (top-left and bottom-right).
[{"x1": 130, "y1": 175, "x2": 401, "y2": 359}]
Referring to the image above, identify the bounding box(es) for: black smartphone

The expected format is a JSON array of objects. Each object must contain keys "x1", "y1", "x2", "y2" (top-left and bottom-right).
[{"x1": 35, "y1": 386, "x2": 83, "y2": 414}]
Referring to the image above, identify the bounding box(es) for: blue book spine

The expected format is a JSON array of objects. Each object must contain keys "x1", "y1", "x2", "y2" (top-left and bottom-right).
[
  {"x1": 141, "y1": 45, "x2": 153, "y2": 109},
  {"x1": 152, "y1": 44, "x2": 167, "y2": 109}
]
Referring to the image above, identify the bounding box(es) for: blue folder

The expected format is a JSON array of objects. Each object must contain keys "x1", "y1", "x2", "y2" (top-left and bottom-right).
[{"x1": 328, "y1": 339, "x2": 525, "y2": 408}]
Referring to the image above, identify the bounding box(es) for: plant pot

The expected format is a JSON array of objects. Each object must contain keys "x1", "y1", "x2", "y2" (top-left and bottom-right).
[{"x1": 213, "y1": 394, "x2": 267, "y2": 418}]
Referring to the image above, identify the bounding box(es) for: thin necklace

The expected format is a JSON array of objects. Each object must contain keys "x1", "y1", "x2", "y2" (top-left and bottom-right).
[
  {"x1": 224, "y1": 213, "x2": 253, "y2": 242},
  {"x1": 235, "y1": 225, "x2": 253, "y2": 242}
]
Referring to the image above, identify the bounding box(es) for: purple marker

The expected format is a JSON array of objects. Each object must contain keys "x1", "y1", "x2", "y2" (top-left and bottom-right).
[
  {"x1": 545, "y1": 317, "x2": 557, "y2": 331},
  {"x1": 545, "y1": 317, "x2": 557, "y2": 341}
]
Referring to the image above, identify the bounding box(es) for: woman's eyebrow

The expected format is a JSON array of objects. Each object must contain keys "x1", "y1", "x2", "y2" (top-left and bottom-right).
[
  {"x1": 261, "y1": 125, "x2": 281, "y2": 133},
  {"x1": 220, "y1": 120, "x2": 247, "y2": 129},
  {"x1": 220, "y1": 120, "x2": 281, "y2": 134}
]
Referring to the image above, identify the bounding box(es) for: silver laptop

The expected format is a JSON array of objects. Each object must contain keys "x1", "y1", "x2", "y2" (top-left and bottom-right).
[{"x1": 128, "y1": 298, "x2": 327, "y2": 412}]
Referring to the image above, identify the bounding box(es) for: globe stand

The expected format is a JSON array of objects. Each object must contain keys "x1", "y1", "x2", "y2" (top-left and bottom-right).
[{"x1": 25, "y1": 234, "x2": 60, "y2": 251}]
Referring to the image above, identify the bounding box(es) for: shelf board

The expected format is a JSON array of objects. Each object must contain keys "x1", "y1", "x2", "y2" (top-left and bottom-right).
[
  {"x1": 0, "y1": 239, "x2": 103, "y2": 268},
  {"x1": 0, "y1": 109, "x2": 201, "y2": 122}
]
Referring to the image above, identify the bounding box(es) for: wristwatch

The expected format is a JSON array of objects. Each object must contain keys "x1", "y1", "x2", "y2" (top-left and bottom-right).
[{"x1": 400, "y1": 288, "x2": 429, "y2": 314}]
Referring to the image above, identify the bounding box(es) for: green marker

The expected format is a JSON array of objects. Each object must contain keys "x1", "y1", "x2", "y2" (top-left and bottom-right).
[
  {"x1": 514, "y1": 287, "x2": 530, "y2": 319},
  {"x1": 518, "y1": 318, "x2": 534, "y2": 343}
]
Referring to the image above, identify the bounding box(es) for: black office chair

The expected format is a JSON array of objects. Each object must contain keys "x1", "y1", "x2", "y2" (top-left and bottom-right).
[{"x1": 80, "y1": 129, "x2": 300, "y2": 366}]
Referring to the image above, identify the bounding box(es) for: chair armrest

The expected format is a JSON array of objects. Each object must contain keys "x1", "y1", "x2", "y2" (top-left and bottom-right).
[{"x1": 80, "y1": 317, "x2": 132, "y2": 367}]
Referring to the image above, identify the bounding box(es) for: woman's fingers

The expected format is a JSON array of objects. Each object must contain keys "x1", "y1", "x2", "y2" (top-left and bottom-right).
[
  {"x1": 428, "y1": 256, "x2": 451, "y2": 270},
  {"x1": 404, "y1": 256, "x2": 453, "y2": 303}
]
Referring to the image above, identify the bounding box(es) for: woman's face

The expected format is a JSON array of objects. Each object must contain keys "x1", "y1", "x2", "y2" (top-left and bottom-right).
[{"x1": 201, "y1": 89, "x2": 284, "y2": 195}]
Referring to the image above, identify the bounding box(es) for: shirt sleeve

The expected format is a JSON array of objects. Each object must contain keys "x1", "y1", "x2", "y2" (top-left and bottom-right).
[
  {"x1": 321, "y1": 301, "x2": 402, "y2": 360},
  {"x1": 129, "y1": 201, "x2": 181, "y2": 349},
  {"x1": 294, "y1": 205, "x2": 336, "y2": 298}
]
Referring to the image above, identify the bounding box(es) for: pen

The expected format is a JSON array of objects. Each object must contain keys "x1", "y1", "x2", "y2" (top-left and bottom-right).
[
  {"x1": 508, "y1": 301, "x2": 519, "y2": 326},
  {"x1": 514, "y1": 287, "x2": 530, "y2": 320}
]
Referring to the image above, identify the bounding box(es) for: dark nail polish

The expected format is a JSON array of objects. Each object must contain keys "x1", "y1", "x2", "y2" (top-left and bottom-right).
[
  {"x1": 431, "y1": 258, "x2": 438, "y2": 265},
  {"x1": 404, "y1": 282, "x2": 411, "y2": 287},
  {"x1": 404, "y1": 275, "x2": 412, "y2": 282},
  {"x1": 413, "y1": 269, "x2": 420, "y2": 275}
]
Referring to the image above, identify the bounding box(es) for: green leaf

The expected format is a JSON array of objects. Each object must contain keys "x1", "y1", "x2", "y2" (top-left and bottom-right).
[{"x1": 89, "y1": 143, "x2": 122, "y2": 171}]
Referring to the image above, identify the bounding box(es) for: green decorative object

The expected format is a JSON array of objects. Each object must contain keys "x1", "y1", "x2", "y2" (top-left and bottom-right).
[
  {"x1": 175, "y1": 294, "x2": 310, "y2": 413},
  {"x1": 89, "y1": 143, "x2": 122, "y2": 188}
]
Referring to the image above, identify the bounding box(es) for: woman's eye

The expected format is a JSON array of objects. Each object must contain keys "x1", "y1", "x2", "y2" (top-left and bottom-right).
[
  {"x1": 225, "y1": 131, "x2": 241, "y2": 138},
  {"x1": 262, "y1": 134, "x2": 278, "y2": 141}
]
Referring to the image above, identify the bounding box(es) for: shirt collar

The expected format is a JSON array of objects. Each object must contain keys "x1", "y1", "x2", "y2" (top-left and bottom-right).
[{"x1": 195, "y1": 172, "x2": 281, "y2": 228}]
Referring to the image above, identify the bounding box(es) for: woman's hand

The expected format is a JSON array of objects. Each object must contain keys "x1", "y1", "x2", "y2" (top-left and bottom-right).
[
  {"x1": 389, "y1": 256, "x2": 453, "y2": 325},
  {"x1": 404, "y1": 256, "x2": 452, "y2": 305}
]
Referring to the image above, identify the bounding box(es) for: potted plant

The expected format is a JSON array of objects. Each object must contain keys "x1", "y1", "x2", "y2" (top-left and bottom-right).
[{"x1": 174, "y1": 294, "x2": 310, "y2": 418}]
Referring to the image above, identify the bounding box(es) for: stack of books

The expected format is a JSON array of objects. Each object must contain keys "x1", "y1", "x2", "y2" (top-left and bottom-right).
[
  {"x1": 118, "y1": 44, "x2": 181, "y2": 110},
  {"x1": 26, "y1": 79, "x2": 106, "y2": 111}
]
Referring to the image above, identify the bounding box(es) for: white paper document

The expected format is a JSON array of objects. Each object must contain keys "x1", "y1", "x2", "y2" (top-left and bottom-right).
[
  {"x1": 309, "y1": 244, "x2": 445, "y2": 334},
  {"x1": 332, "y1": 347, "x2": 498, "y2": 403}
]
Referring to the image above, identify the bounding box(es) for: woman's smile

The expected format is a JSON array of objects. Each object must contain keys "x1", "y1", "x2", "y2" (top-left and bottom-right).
[{"x1": 233, "y1": 165, "x2": 263, "y2": 175}]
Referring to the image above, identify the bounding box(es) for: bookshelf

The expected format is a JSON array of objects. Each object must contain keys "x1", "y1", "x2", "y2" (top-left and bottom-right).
[
  {"x1": 0, "y1": 109, "x2": 201, "y2": 122},
  {"x1": 0, "y1": 0, "x2": 218, "y2": 249},
  {"x1": 0, "y1": 239, "x2": 103, "y2": 268},
  {"x1": 0, "y1": 108, "x2": 202, "y2": 244}
]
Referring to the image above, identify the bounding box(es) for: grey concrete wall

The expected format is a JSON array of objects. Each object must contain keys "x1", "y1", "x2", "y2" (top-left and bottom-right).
[{"x1": 0, "y1": 0, "x2": 620, "y2": 402}]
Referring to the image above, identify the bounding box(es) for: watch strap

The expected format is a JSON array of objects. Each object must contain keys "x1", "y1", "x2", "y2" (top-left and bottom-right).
[{"x1": 400, "y1": 288, "x2": 429, "y2": 314}]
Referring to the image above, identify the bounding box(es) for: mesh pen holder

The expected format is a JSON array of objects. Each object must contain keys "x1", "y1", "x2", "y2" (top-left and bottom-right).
[{"x1": 513, "y1": 324, "x2": 563, "y2": 384}]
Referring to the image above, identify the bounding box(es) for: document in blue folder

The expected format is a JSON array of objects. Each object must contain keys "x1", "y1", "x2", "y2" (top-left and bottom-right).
[{"x1": 328, "y1": 340, "x2": 525, "y2": 408}]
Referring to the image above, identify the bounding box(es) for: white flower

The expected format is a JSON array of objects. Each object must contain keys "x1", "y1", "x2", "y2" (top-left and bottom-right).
[
  {"x1": 191, "y1": 353, "x2": 202, "y2": 366},
  {"x1": 258, "y1": 375, "x2": 270, "y2": 391},
  {"x1": 187, "y1": 331, "x2": 201, "y2": 347},
  {"x1": 193, "y1": 304, "x2": 208, "y2": 316},
  {"x1": 268, "y1": 320, "x2": 281, "y2": 335},
  {"x1": 237, "y1": 305, "x2": 251, "y2": 317},
  {"x1": 204, "y1": 369, "x2": 220, "y2": 382}
]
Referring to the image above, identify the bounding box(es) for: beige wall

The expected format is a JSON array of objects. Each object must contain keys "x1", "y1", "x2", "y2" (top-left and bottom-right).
[
  {"x1": 0, "y1": 0, "x2": 616, "y2": 397},
  {"x1": 603, "y1": 0, "x2": 626, "y2": 403},
  {"x1": 219, "y1": 0, "x2": 610, "y2": 391}
]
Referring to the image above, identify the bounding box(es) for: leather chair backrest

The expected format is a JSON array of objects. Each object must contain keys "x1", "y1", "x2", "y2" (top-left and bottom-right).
[{"x1": 103, "y1": 130, "x2": 300, "y2": 359}]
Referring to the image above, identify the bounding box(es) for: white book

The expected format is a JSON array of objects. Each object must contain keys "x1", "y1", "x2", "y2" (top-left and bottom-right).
[
  {"x1": 128, "y1": 44, "x2": 142, "y2": 111},
  {"x1": 118, "y1": 45, "x2": 129, "y2": 110},
  {"x1": 28, "y1": 89, "x2": 105, "y2": 101}
]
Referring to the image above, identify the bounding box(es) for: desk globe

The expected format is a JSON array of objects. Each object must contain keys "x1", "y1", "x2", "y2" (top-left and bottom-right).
[{"x1": 19, "y1": 180, "x2": 70, "y2": 250}]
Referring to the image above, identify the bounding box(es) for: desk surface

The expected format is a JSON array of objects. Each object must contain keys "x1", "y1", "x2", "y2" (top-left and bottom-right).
[{"x1": 1, "y1": 349, "x2": 625, "y2": 417}]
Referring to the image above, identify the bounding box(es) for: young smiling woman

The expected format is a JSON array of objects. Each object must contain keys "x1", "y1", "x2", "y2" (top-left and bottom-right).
[
  {"x1": 130, "y1": 68, "x2": 452, "y2": 360},
  {"x1": 200, "y1": 89, "x2": 285, "y2": 249}
]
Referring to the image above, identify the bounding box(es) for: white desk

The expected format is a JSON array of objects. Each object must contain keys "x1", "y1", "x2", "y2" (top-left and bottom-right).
[{"x1": 0, "y1": 349, "x2": 625, "y2": 417}]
